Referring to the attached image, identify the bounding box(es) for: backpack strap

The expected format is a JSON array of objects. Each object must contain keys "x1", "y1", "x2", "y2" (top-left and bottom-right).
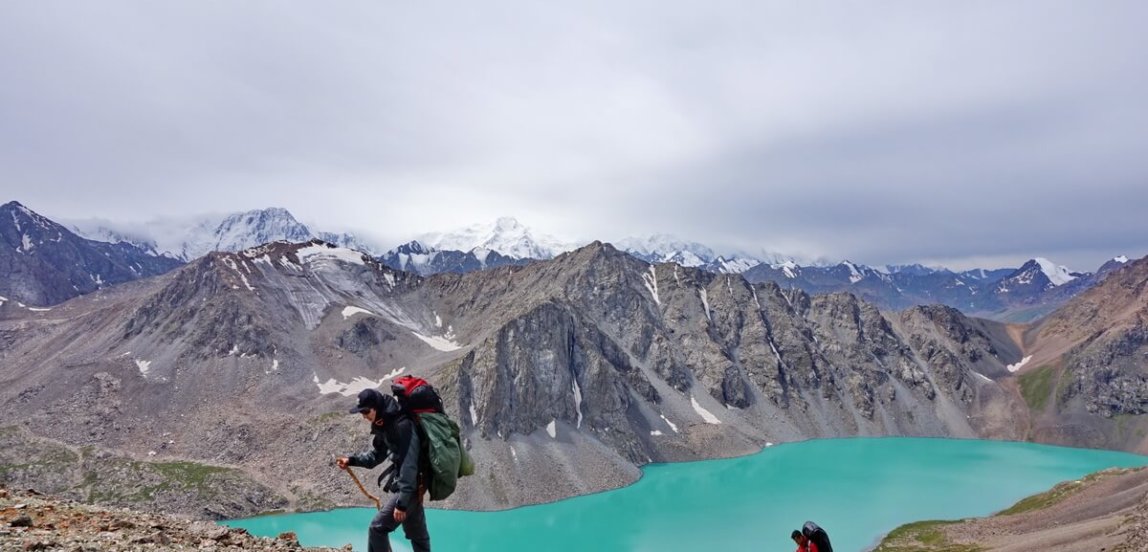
[{"x1": 376, "y1": 462, "x2": 397, "y2": 490}]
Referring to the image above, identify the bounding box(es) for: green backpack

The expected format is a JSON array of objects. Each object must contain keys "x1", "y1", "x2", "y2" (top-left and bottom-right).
[{"x1": 416, "y1": 412, "x2": 475, "y2": 500}]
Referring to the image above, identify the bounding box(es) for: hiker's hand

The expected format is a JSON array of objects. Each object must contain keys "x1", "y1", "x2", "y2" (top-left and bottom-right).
[
  {"x1": 393, "y1": 507, "x2": 407, "y2": 522},
  {"x1": 335, "y1": 457, "x2": 349, "y2": 469}
]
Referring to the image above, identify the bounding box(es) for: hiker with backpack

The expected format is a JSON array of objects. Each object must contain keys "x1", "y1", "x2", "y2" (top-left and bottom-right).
[
  {"x1": 791, "y1": 529, "x2": 813, "y2": 552},
  {"x1": 800, "y1": 521, "x2": 833, "y2": 552},
  {"x1": 337, "y1": 388, "x2": 431, "y2": 552}
]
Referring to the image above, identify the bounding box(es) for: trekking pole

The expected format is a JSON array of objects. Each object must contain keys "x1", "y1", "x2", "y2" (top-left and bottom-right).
[{"x1": 342, "y1": 466, "x2": 381, "y2": 510}]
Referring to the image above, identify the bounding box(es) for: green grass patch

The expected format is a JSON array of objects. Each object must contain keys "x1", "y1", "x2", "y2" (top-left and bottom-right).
[
  {"x1": 151, "y1": 461, "x2": 231, "y2": 488},
  {"x1": 996, "y1": 470, "x2": 1115, "y2": 516},
  {"x1": 874, "y1": 520, "x2": 982, "y2": 552},
  {"x1": 1018, "y1": 365, "x2": 1056, "y2": 412},
  {"x1": 80, "y1": 458, "x2": 235, "y2": 504},
  {"x1": 290, "y1": 485, "x2": 336, "y2": 512}
]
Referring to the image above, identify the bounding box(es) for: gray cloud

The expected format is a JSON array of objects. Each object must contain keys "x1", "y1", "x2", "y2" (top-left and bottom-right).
[{"x1": 1, "y1": 1, "x2": 1146, "y2": 271}]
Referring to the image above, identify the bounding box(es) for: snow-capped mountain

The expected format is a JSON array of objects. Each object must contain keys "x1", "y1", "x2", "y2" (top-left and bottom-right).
[
  {"x1": 58, "y1": 205, "x2": 1136, "y2": 323},
  {"x1": 415, "y1": 217, "x2": 580, "y2": 260},
  {"x1": 389, "y1": 223, "x2": 772, "y2": 276},
  {"x1": 0, "y1": 201, "x2": 183, "y2": 306},
  {"x1": 379, "y1": 240, "x2": 532, "y2": 275},
  {"x1": 379, "y1": 217, "x2": 580, "y2": 275},
  {"x1": 1036, "y1": 258, "x2": 1079, "y2": 286},
  {"x1": 206, "y1": 208, "x2": 313, "y2": 254},
  {"x1": 742, "y1": 255, "x2": 1135, "y2": 322},
  {"x1": 614, "y1": 234, "x2": 775, "y2": 274},
  {"x1": 995, "y1": 258, "x2": 1085, "y2": 295},
  {"x1": 69, "y1": 208, "x2": 380, "y2": 261},
  {"x1": 1094, "y1": 255, "x2": 1130, "y2": 280}
]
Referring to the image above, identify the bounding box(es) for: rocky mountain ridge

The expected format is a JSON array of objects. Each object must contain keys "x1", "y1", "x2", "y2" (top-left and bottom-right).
[
  {"x1": 16, "y1": 201, "x2": 1124, "y2": 323},
  {"x1": 0, "y1": 237, "x2": 1064, "y2": 520},
  {"x1": 744, "y1": 255, "x2": 1129, "y2": 322},
  {"x1": 0, "y1": 201, "x2": 183, "y2": 307},
  {"x1": 379, "y1": 240, "x2": 533, "y2": 276},
  {"x1": 1010, "y1": 254, "x2": 1148, "y2": 450}
]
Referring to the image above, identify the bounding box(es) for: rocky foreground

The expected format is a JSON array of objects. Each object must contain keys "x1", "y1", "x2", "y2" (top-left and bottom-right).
[
  {"x1": 873, "y1": 467, "x2": 1148, "y2": 551},
  {"x1": 0, "y1": 486, "x2": 345, "y2": 552}
]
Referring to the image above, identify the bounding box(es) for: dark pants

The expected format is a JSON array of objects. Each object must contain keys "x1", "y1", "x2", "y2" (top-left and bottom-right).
[{"x1": 368, "y1": 494, "x2": 430, "y2": 552}]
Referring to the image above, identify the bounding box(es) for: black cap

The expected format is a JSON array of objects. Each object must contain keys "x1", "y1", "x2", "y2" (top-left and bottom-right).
[{"x1": 349, "y1": 388, "x2": 384, "y2": 414}]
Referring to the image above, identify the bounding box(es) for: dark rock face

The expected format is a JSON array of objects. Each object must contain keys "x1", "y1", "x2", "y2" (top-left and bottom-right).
[
  {"x1": 438, "y1": 244, "x2": 1018, "y2": 469},
  {"x1": 1049, "y1": 258, "x2": 1148, "y2": 419},
  {"x1": 0, "y1": 202, "x2": 183, "y2": 306},
  {"x1": 337, "y1": 317, "x2": 396, "y2": 354},
  {"x1": 1069, "y1": 357, "x2": 1139, "y2": 418},
  {"x1": 380, "y1": 241, "x2": 533, "y2": 275}
]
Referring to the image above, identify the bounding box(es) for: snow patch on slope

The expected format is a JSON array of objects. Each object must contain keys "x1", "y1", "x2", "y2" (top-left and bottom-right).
[
  {"x1": 342, "y1": 306, "x2": 375, "y2": 319},
  {"x1": 412, "y1": 332, "x2": 462, "y2": 351},
  {"x1": 775, "y1": 261, "x2": 798, "y2": 279},
  {"x1": 297, "y1": 244, "x2": 367, "y2": 266},
  {"x1": 844, "y1": 261, "x2": 864, "y2": 284},
  {"x1": 691, "y1": 396, "x2": 722, "y2": 424},
  {"x1": 1035, "y1": 258, "x2": 1076, "y2": 286},
  {"x1": 642, "y1": 265, "x2": 660, "y2": 306},
  {"x1": 1007, "y1": 355, "x2": 1033, "y2": 373},
  {"x1": 572, "y1": 377, "x2": 584, "y2": 428},
  {"x1": 314, "y1": 374, "x2": 388, "y2": 396}
]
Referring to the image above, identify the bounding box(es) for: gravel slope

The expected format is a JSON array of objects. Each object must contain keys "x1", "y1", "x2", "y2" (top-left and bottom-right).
[{"x1": 873, "y1": 467, "x2": 1148, "y2": 551}]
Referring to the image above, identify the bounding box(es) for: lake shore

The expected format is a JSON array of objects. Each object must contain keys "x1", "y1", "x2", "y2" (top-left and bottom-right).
[{"x1": 872, "y1": 466, "x2": 1148, "y2": 551}]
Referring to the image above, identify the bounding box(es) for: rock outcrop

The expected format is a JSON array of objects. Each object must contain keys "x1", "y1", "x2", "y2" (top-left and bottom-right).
[{"x1": 0, "y1": 485, "x2": 344, "y2": 551}]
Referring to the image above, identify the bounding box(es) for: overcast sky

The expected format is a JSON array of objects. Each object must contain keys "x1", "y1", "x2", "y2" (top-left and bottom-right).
[{"x1": 2, "y1": 1, "x2": 1146, "y2": 271}]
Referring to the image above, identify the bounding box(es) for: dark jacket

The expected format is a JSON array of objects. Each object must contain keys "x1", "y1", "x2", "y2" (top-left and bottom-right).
[{"x1": 348, "y1": 414, "x2": 422, "y2": 511}]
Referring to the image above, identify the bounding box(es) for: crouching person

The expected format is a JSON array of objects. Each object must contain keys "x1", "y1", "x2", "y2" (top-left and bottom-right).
[{"x1": 336, "y1": 389, "x2": 430, "y2": 552}]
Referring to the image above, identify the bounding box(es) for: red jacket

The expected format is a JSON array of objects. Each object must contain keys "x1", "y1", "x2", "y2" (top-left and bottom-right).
[{"x1": 796, "y1": 542, "x2": 820, "y2": 552}]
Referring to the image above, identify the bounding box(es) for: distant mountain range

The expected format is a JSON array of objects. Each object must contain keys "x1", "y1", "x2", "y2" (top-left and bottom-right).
[
  {"x1": 379, "y1": 217, "x2": 575, "y2": 275},
  {"x1": 0, "y1": 201, "x2": 183, "y2": 306},
  {"x1": 7, "y1": 200, "x2": 1136, "y2": 322},
  {"x1": 67, "y1": 207, "x2": 378, "y2": 261},
  {"x1": 743, "y1": 256, "x2": 1131, "y2": 321}
]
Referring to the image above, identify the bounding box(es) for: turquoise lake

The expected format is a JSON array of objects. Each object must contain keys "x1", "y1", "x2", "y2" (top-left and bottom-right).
[{"x1": 224, "y1": 437, "x2": 1148, "y2": 551}]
